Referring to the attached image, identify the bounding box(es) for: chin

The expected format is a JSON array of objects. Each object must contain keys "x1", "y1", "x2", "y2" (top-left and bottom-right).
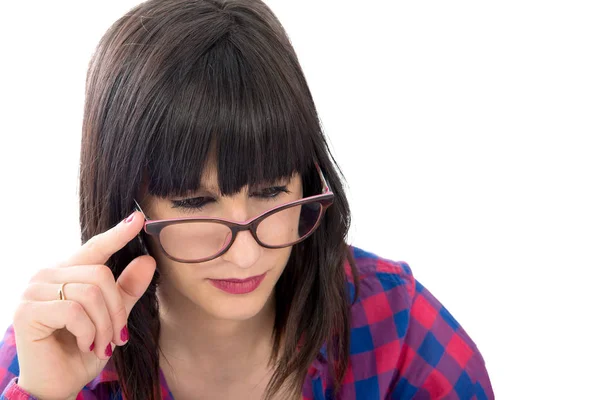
[
  {"x1": 197, "y1": 279, "x2": 276, "y2": 321},
  {"x1": 205, "y1": 291, "x2": 272, "y2": 321}
]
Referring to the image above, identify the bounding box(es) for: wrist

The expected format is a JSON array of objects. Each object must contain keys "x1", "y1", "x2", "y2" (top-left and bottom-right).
[
  {"x1": 2, "y1": 377, "x2": 36, "y2": 400},
  {"x1": 11, "y1": 377, "x2": 77, "y2": 400}
]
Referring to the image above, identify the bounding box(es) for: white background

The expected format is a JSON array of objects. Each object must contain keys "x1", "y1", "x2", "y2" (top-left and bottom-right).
[{"x1": 1, "y1": 1, "x2": 599, "y2": 398}]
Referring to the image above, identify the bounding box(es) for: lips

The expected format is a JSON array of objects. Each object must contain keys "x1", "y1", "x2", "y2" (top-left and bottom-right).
[
  {"x1": 208, "y1": 272, "x2": 267, "y2": 294},
  {"x1": 213, "y1": 275, "x2": 263, "y2": 283}
]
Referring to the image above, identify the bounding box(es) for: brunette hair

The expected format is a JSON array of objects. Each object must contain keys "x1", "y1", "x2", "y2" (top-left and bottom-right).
[{"x1": 79, "y1": 0, "x2": 358, "y2": 398}]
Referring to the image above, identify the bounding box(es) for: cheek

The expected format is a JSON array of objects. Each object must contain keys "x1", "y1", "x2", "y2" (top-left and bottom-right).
[
  {"x1": 145, "y1": 237, "x2": 171, "y2": 268},
  {"x1": 145, "y1": 237, "x2": 191, "y2": 280},
  {"x1": 264, "y1": 247, "x2": 294, "y2": 280}
]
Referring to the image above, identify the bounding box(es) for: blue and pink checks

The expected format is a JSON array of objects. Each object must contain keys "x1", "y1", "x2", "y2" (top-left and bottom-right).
[{"x1": 1, "y1": 245, "x2": 493, "y2": 399}]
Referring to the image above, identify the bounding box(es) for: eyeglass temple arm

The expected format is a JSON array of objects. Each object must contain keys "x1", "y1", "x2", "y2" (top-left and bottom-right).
[
  {"x1": 133, "y1": 199, "x2": 149, "y2": 221},
  {"x1": 314, "y1": 162, "x2": 331, "y2": 193}
]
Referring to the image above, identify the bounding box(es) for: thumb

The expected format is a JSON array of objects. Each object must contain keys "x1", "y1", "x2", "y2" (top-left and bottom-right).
[{"x1": 116, "y1": 255, "x2": 157, "y2": 315}]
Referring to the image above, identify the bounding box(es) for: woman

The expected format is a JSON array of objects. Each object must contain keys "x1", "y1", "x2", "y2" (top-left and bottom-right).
[{"x1": 0, "y1": 0, "x2": 493, "y2": 399}]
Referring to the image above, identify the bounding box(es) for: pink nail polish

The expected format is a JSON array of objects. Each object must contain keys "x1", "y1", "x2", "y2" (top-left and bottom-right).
[
  {"x1": 121, "y1": 326, "x2": 129, "y2": 342},
  {"x1": 105, "y1": 344, "x2": 113, "y2": 357},
  {"x1": 125, "y1": 212, "x2": 135, "y2": 223},
  {"x1": 89, "y1": 343, "x2": 95, "y2": 351}
]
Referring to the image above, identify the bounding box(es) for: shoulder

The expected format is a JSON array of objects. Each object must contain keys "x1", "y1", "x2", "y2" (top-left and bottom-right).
[
  {"x1": 319, "y1": 245, "x2": 494, "y2": 399},
  {"x1": 343, "y1": 246, "x2": 416, "y2": 357}
]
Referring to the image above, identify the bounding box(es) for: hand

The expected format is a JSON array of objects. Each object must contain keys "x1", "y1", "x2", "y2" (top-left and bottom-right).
[{"x1": 12, "y1": 212, "x2": 156, "y2": 400}]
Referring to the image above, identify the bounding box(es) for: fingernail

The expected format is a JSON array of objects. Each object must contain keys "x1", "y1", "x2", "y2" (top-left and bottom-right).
[
  {"x1": 120, "y1": 326, "x2": 129, "y2": 342},
  {"x1": 124, "y1": 212, "x2": 135, "y2": 223},
  {"x1": 105, "y1": 344, "x2": 113, "y2": 357},
  {"x1": 89, "y1": 342, "x2": 95, "y2": 351}
]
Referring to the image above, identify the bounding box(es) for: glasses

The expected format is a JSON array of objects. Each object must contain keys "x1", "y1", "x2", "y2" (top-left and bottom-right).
[{"x1": 134, "y1": 163, "x2": 334, "y2": 263}]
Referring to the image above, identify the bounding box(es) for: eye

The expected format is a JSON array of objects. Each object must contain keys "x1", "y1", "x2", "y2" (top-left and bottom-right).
[
  {"x1": 171, "y1": 197, "x2": 214, "y2": 211},
  {"x1": 253, "y1": 186, "x2": 291, "y2": 200}
]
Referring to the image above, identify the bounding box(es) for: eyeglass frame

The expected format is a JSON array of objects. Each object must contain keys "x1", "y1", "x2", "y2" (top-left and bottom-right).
[{"x1": 133, "y1": 162, "x2": 334, "y2": 263}]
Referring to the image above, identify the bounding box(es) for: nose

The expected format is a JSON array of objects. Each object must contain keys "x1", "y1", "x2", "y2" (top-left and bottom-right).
[
  {"x1": 220, "y1": 229, "x2": 261, "y2": 269},
  {"x1": 218, "y1": 197, "x2": 262, "y2": 268}
]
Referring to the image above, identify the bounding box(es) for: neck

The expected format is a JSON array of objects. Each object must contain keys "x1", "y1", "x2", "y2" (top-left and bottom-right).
[{"x1": 157, "y1": 280, "x2": 277, "y2": 375}]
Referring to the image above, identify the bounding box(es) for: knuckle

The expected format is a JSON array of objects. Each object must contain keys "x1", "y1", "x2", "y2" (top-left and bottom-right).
[
  {"x1": 91, "y1": 265, "x2": 114, "y2": 283},
  {"x1": 83, "y1": 284, "x2": 103, "y2": 303},
  {"x1": 96, "y1": 321, "x2": 113, "y2": 343},
  {"x1": 83, "y1": 235, "x2": 99, "y2": 251},
  {"x1": 66, "y1": 301, "x2": 85, "y2": 322},
  {"x1": 102, "y1": 322, "x2": 114, "y2": 336},
  {"x1": 85, "y1": 235, "x2": 107, "y2": 259},
  {"x1": 113, "y1": 305, "x2": 127, "y2": 323}
]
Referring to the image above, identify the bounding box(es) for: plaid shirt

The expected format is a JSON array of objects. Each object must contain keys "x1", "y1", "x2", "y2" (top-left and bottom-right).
[{"x1": 0, "y1": 246, "x2": 494, "y2": 399}]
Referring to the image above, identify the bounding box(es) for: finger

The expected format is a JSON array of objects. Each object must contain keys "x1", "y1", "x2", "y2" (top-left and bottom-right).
[
  {"x1": 23, "y1": 282, "x2": 116, "y2": 358},
  {"x1": 14, "y1": 300, "x2": 96, "y2": 354},
  {"x1": 62, "y1": 211, "x2": 145, "y2": 267},
  {"x1": 116, "y1": 255, "x2": 157, "y2": 315},
  {"x1": 30, "y1": 264, "x2": 128, "y2": 346}
]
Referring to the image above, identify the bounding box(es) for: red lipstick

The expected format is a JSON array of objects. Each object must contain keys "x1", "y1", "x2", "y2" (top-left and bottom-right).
[{"x1": 209, "y1": 272, "x2": 267, "y2": 294}]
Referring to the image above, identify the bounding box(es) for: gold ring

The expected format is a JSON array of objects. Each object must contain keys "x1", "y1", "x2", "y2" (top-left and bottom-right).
[{"x1": 58, "y1": 282, "x2": 68, "y2": 301}]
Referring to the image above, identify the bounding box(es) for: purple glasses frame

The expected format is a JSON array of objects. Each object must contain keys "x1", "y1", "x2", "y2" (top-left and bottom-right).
[{"x1": 133, "y1": 163, "x2": 334, "y2": 263}]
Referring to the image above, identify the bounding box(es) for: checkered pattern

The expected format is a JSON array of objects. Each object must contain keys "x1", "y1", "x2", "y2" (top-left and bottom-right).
[
  {"x1": 0, "y1": 245, "x2": 493, "y2": 399},
  {"x1": 302, "y1": 247, "x2": 493, "y2": 399}
]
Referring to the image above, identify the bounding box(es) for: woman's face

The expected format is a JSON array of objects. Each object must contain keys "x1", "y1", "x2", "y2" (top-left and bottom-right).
[{"x1": 141, "y1": 164, "x2": 303, "y2": 321}]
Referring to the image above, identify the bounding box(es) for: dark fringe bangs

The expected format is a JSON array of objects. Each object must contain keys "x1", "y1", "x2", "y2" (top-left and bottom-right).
[{"x1": 143, "y1": 29, "x2": 317, "y2": 199}]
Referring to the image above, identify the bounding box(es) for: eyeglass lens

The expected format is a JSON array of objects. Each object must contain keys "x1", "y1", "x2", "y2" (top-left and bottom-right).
[{"x1": 158, "y1": 201, "x2": 323, "y2": 261}]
